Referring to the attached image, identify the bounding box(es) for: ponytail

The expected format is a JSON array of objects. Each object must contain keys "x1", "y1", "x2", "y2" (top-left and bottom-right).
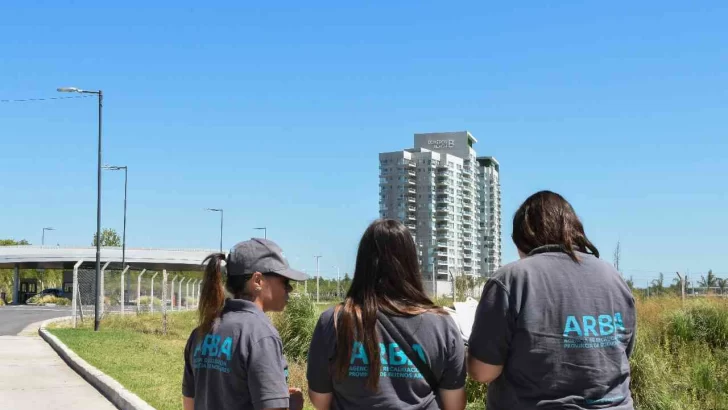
[{"x1": 198, "y1": 253, "x2": 226, "y2": 335}]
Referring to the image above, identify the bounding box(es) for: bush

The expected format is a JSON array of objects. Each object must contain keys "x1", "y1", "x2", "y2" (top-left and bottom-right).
[
  {"x1": 137, "y1": 296, "x2": 162, "y2": 307},
  {"x1": 272, "y1": 295, "x2": 318, "y2": 361},
  {"x1": 26, "y1": 294, "x2": 71, "y2": 306},
  {"x1": 665, "y1": 303, "x2": 728, "y2": 349},
  {"x1": 0, "y1": 298, "x2": 5, "y2": 306}
]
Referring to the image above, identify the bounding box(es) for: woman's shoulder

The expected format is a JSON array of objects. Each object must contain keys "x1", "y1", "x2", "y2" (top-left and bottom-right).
[{"x1": 417, "y1": 309, "x2": 461, "y2": 333}]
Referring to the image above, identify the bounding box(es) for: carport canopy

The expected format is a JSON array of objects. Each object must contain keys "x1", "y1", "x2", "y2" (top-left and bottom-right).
[{"x1": 0, "y1": 246, "x2": 216, "y2": 304}]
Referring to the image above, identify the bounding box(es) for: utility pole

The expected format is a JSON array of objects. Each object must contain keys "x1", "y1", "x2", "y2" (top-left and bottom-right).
[
  {"x1": 58, "y1": 86, "x2": 103, "y2": 331},
  {"x1": 314, "y1": 255, "x2": 322, "y2": 303},
  {"x1": 333, "y1": 265, "x2": 340, "y2": 299},
  {"x1": 676, "y1": 272, "x2": 685, "y2": 303}
]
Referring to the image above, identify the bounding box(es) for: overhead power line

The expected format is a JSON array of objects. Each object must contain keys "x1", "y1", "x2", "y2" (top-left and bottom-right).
[{"x1": 0, "y1": 95, "x2": 93, "y2": 103}]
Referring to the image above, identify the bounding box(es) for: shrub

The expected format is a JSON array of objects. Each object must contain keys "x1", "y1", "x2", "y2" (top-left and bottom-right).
[
  {"x1": 26, "y1": 294, "x2": 71, "y2": 306},
  {"x1": 0, "y1": 298, "x2": 5, "y2": 306},
  {"x1": 272, "y1": 295, "x2": 318, "y2": 361},
  {"x1": 137, "y1": 296, "x2": 162, "y2": 307},
  {"x1": 665, "y1": 303, "x2": 728, "y2": 349}
]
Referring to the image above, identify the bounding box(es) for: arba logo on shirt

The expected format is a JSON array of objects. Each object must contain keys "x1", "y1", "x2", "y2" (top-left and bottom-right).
[
  {"x1": 348, "y1": 342, "x2": 427, "y2": 379},
  {"x1": 192, "y1": 333, "x2": 234, "y2": 373},
  {"x1": 562, "y1": 313, "x2": 628, "y2": 349}
]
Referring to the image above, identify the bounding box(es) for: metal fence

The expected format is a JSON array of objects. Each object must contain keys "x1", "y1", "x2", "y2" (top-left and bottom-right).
[{"x1": 71, "y1": 262, "x2": 202, "y2": 327}]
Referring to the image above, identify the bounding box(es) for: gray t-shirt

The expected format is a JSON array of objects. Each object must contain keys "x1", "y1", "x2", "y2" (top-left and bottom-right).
[
  {"x1": 183, "y1": 299, "x2": 290, "y2": 410},
  {"x1": 307, "y1": 307, "x2": 466, "y2": 410},
  {"x1": 469, "y1": 250, "x2": 636, "y2": 410}
]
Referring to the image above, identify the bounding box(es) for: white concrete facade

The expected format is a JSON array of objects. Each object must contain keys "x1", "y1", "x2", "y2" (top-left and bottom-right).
[{"x1": 379, "y1": 132, "x2": 502, "y2": 278}]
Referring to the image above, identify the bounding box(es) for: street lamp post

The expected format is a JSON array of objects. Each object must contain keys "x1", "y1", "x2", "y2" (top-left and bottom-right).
[
  {"x1": 205, "y1": 208, "x2": 224, "y2": 252},
  {"x1": 332, "y1": 265, "x2": 340, "y2": 299},
  {"x1": 314, "y1": 255, "x2": 322, "y2": 303},
  {"x1": 42, "y1": 227, "x2": 55, "y2": 246},
  {"x1": 254, "y1": 227, "x2": 267, "y2": 239},
  {"x1": 103, "y1": 165, "x2": 128, "y2": 302},
  {"x1": 58, "y1": 86, "x2": 103, "y2": 332}
]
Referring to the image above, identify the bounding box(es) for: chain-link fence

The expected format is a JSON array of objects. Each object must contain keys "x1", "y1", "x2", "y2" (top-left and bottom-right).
[{"x1": 71, "y1": 263, "x2": 202, "y2": 327}]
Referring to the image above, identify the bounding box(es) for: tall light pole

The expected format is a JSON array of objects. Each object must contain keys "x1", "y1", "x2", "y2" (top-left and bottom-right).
[
  {"x1": 58, "y1": 86, "x2": 103, "y2": 332},
  {"x1": 314, "y1": 255, "x2": 322, "y2": 303},
  {"x1": 42, "y1": 227, "x2": 55, "y2": 246},
  {"x1": 332, "y1": 265, "x2": 340, "y2": 299},
  {"x1": 254, "y1": 227, "x2": 267, "y2": 239},
  {"x1": 103, "y1": 165, "x2": 128, "y2": 302},
  {"x1": 205, "y1": 208, "x2": 223, "y2": 252}
]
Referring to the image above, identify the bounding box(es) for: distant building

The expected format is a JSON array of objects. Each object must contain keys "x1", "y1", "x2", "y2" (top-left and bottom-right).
[{"x1": 379, "y1": 132, "x2": 502, "y2": 279}]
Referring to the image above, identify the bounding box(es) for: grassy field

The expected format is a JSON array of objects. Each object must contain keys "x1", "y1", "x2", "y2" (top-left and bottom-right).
[{"x1": 48, "y1": 296, "x2": 728, "y2": 410}]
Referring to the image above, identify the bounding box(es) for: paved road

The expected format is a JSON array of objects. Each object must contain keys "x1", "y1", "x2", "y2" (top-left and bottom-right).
[
  {"x1": 0, "y1": 306, "x2": 116, "y2": 409},
  {"x1": 0, "y1": 305, "x2": 72, "y2": 336}
]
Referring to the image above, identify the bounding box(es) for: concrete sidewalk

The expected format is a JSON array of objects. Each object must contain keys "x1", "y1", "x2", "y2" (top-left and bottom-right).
[{"x1": 0, "y1": 325, "x2": 116, "y2": 410}]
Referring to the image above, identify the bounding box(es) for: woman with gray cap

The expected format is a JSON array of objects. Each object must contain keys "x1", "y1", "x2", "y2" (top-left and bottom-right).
[{"x1": 182, "y1": 238, "x2": 308, "y2": 410}]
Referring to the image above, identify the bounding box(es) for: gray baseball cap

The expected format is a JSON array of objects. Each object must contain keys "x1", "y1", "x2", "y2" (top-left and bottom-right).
[{"x1": 226, "y1": 238, "x2": 308, "y2": 281}]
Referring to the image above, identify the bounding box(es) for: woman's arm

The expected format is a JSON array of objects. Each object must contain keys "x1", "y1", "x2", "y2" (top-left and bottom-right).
[
  {"x1": 182, "y1": 396, "x2": 194, "y2": 410},
  {"x1": 308, "y1": 389, "x2": 333, "y2": 410},
  {"x1": 467, "y1": 355, "x2": 503, "y2": 384},
  {"x1": 439, "y1": 387, "x2": 466, "y2": 410}
]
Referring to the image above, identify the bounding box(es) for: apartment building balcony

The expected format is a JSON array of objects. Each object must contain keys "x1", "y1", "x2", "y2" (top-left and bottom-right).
[
  {"x1": 406, "y1": 224, "x2": 416, "y2": 231},
  {"x1": 407, "y1": 196, "x2": 416, "y2": 203},
  {"x1": 408, "y1": 188, "x2": 416, "y2": 194},
  {"x1": 437, "y1": 251, "x2": 449, "y2": 257},
  {"x1": 408, "y1": 206, "x2": 417, "y2": 212},
  {"x1": 437, "y1": 259, "x2": 449, "y2": 266},
  {"x1": 408, "y1": 178, "x2": 416, "y2": 185},
  {"x1": 407, "y1": 214, "x2": 416, "y2": 221}
]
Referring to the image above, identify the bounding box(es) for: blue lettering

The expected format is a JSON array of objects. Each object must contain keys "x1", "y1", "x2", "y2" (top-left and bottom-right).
[
  {"x1": 614, "y1": 313, "x2": 626, "y2": 332},
  {"x1": 598, "y1": 315, "x2": 615, "y2": 336},
  {"x1": 389, "y1": 343, "x2": 408, "y2": 366},
  {"x1": 201, "y1": 334, "x2": 220, "y2": 357},
  {"x1": 219, "y1": 337, "x2": 232, "y2": 360},
  {"x1": 412, "y1": 344, "x2": 427, "y2": 364},
  {"x1": 379, "y1": 343, "x2": 388, "y2": 364},
  {"x1": 193, "y1": 343, "x2": 202, "y2": 357},
  {"x1": 350, "y1": 342, "x2": 369, "y2": 364},
  {"x1": 582, "y1": 316, "x2": 597, "y2": 337},
  {"x1": 564, "y1": 316, "x2": 583, "y2": 337}
]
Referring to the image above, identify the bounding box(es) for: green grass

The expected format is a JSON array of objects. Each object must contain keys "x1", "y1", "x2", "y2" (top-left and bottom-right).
[
  {"x1": 48, "y1": 296, "x2": 728, "y2": 410},
  {"x1": 48, "y1": 312, "x2": 197, "y2": 410}
]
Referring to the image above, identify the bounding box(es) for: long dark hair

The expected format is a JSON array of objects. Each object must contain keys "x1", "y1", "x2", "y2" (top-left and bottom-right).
[
  {"x1": 334, "y1": 219, "x2": 444, "y2": 390},
  {"x1": 512, "y1": 190, "x2": 599, "y2": 262},
  {"x1": 197, "y1": 253, "x2": 249, "y2": 335}
]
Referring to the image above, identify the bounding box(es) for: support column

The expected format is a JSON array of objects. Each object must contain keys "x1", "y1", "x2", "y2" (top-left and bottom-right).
[{"x1": 12, "y1": 264, "x2": 20, "y2": 305}]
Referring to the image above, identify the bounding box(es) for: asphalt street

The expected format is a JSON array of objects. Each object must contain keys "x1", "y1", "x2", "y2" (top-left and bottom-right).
[{"x1": 0, "y1": 305, "x2": 71, "y2": 335}]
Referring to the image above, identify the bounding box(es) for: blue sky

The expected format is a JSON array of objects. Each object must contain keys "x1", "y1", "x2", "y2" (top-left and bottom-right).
[{"x1": 1, "y1": 1, "x2": 726, "y2": 285}]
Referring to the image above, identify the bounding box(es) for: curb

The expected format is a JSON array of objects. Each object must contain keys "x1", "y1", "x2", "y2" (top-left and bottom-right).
[{"x1": 38, "y1": 318, "x2": 157, "y2": 410}]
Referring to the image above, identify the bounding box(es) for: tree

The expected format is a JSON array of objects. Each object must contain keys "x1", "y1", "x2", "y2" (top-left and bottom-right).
[
  {"x1": 651, "y1": 272, "x2": 665, "y2": 295},
  {"x1": 613, "y1": 241, "x2": 621, "y2": 274},
  {"x1": 626, "y1": 276, "x2": 634, "y2": 291},
  {"x1": 342, "y1": 273, "x2": 352, "y2": 294},
  {"x1": 699, "y1": 270, "x2": 718, "y2": 290},
  {"x1": 0, "y1": 239, "x2": 30, "y2": 246},
  {"x1": 717, "y1": 278, "x2": 727, "y2": 296},
  {"x1": 92, "y1": 228, "x2": 122, "y2": 247}
]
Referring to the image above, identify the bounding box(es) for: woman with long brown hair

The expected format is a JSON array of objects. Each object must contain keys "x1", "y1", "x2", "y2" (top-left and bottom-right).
[
  {"x1": 306, "y1": 219, "x2": 467, "y2": 410},
  {"x1": 468, "y1": 191, "x2": 636, "y2": 409},
  {"x1": 182, "y1": 238, "x2": 307, "y2": 410}
]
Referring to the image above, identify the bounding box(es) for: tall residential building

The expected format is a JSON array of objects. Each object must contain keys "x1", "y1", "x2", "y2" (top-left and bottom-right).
[{"x1": 379, "y1": 132, "x2": 502, "y2": 279}]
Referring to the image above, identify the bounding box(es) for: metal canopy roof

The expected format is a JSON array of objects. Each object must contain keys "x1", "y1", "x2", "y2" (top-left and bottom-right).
[{"x1": 0, "y1": 246, "x2": 216, "y2": 271}]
